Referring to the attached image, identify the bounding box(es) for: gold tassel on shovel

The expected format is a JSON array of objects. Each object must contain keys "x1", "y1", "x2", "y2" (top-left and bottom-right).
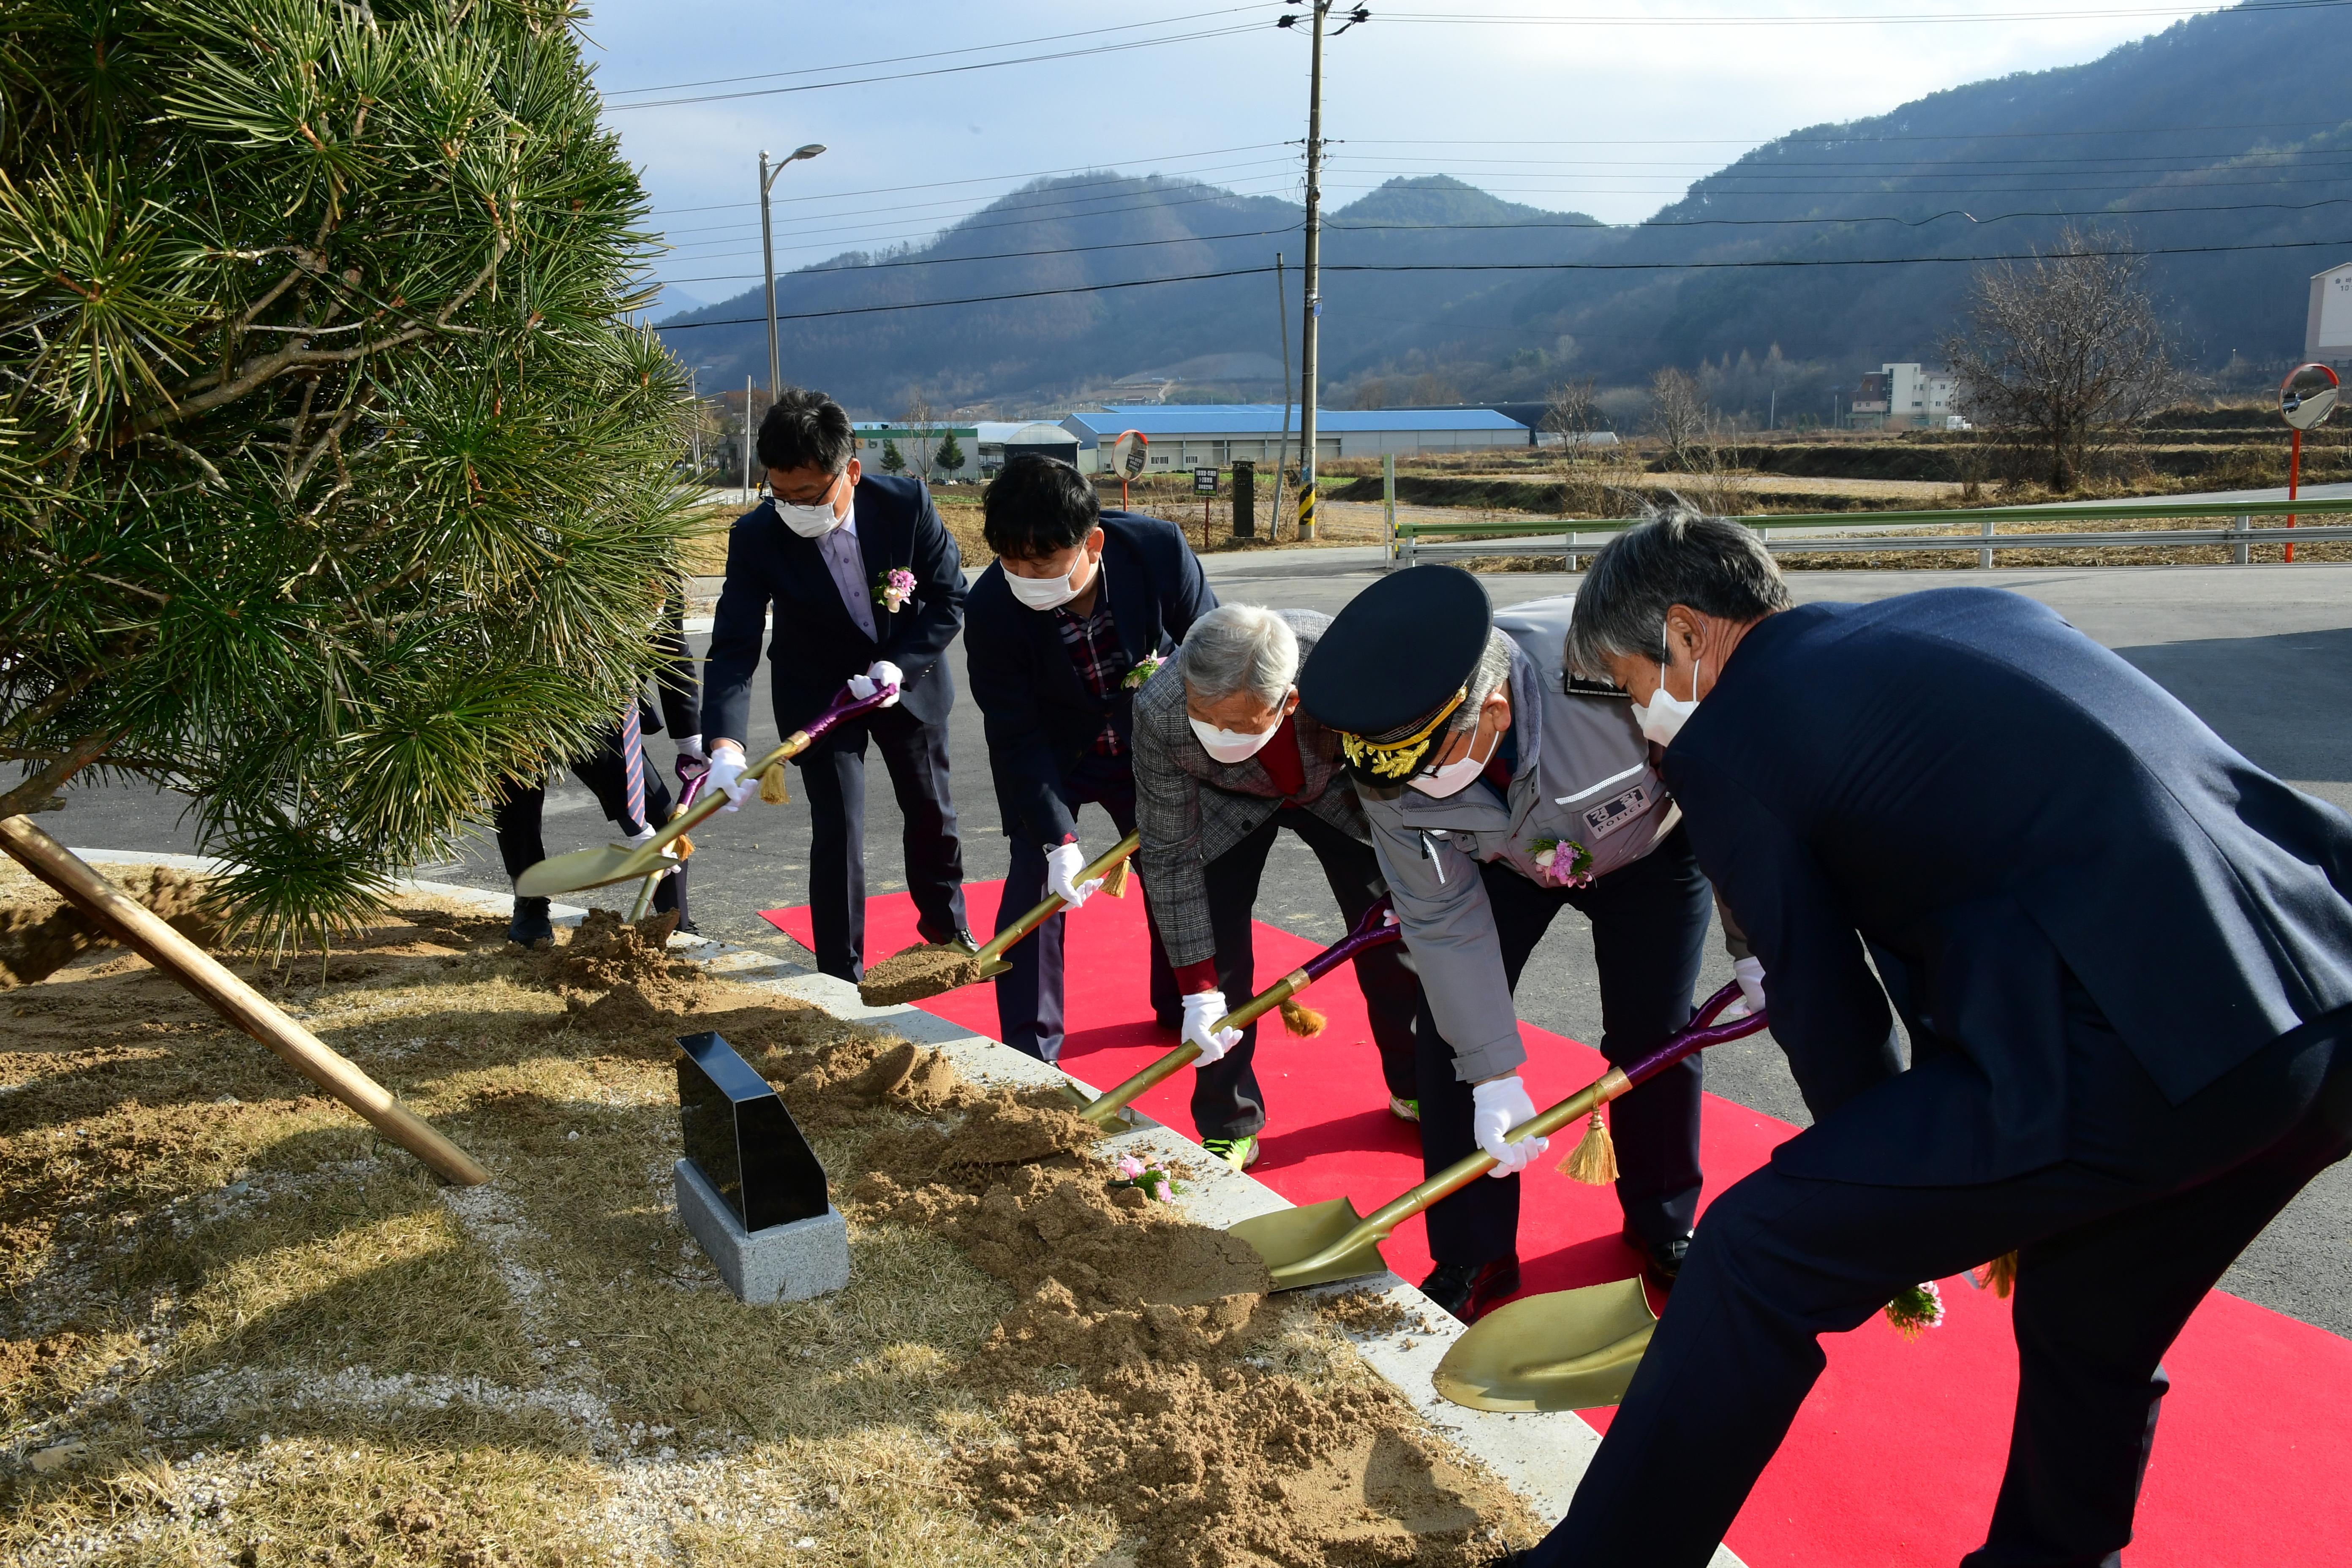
[
  {"x1": 759, "y1": 764, "x2": 791, "y2": 804},
  {"x1": 1561, "y1": 1107, "x2": 1619, "y2": 1185},
  {"x1": 1975, "y1": 1252, "x2": 2019, "y2": 1298},
  {"x1": 1278, "y1": 998, "x2": 1326, "y2": 1036},
  {"x1": 1100, "y1": 859, "x2": 1132, "y2": 898}
]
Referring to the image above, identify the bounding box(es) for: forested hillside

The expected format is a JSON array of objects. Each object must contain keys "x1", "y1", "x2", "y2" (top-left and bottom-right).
[{"x1": 654, "y1": 0, "x2": 2352, "y2": 417}]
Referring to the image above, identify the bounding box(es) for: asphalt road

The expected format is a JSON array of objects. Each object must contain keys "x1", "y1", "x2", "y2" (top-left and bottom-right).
[{"x1": 36, "y1": 555, "x2": 2352, "y2": 1336}]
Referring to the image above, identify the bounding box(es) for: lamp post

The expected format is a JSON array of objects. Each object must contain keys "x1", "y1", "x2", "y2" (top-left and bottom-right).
[{"x1": 759, "y1": 142, "x2": 826, "y2": 396}]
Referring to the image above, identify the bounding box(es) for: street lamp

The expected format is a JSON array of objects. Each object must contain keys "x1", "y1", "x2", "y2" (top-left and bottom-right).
[{"x1": 759, "y1": 142, "x2": 826, "y2": 398}]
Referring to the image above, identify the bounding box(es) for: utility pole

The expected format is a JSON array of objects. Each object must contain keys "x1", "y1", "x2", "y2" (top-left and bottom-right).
[
  {"x1": 1281, "y1": 3, "x2": 1365, "y2": 544},
  {"x1": 758, "y1": 142, "x2": 826, "y2": 397},
  {"x1": 743, "y1": 376, "x2": 754, "y2": 498},
  {"x1": 1274, "y1": 251, "x2": 1292, "y2": 540},
  {"x1": 1296, "y1": 4, "x2": 1327, "y2": 542},
  {"x1": 689, "y1": 366, "x2": 702, "y2": 480}
]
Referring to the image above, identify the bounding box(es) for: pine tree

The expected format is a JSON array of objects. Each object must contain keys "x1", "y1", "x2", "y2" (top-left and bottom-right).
[
  {"x1": 880, "y1": 438, "x2": 906, "y2": 474},
  {"x1": 0, "y1": 0, "x2": 694, "y2": 951},
  {"x1": 933, "y1": 430, "x2": 965, "y2": 477}
]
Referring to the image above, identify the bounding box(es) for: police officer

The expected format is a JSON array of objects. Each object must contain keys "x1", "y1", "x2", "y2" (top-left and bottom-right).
[{"x1": 1298, "y1": 565, "x2": 1716, "y2": 1322}]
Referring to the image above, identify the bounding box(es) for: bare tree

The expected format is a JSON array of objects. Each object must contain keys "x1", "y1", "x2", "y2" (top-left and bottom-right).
[
  {"x1": 1544, "y1": 377, "x2": 1601, "y2": 457},
  {"x1": 1944, "y1": 226, "x2": 2186, "y2": 491},
  {"x1": 903, "y1": 393, "x2": 937, "y2": 479},
  {"x1": 1647, "y1": 368, "x2": 1709, "y2": 472}
]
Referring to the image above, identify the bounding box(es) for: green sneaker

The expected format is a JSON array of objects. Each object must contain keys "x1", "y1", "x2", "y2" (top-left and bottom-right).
[
  {"x1": 1202, "y1": 1134, "x2": 1260, "y2": 1171},
  {"x1": 1389, "y1": 1095, "x2": 1420, "y2": 1123}
]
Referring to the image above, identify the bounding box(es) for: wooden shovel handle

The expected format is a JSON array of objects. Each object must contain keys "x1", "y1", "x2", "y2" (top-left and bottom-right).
[{"x1": 0, "y1": 817, "x2": 489, "y2": 1187}]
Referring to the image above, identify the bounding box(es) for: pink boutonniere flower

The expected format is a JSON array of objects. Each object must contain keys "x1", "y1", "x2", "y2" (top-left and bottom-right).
[
  {"x1": 1530, "y1": 837, "x2": 1595, "y2": 888},
  {"x1": 1122, "y1": 653, "x2": 1165, "y2": 691},
  {"x1": 1883, "y1": 1280, "x2": 1946, "y2": 1340},
  {"x1": 1108, "y1": 1151, "x2": 1180, "y2": 1201},
  {"x1": 872, "y1": 568, "x2": 917, "y2": 614}
]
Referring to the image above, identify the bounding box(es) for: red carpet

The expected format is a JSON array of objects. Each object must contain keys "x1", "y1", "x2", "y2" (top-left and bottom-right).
[{"x1": 764, "y1": 884, "x2": 2352, "y2": 1565}]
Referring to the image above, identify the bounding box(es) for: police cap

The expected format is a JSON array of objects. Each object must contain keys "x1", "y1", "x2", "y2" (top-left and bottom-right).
[{"x1": 1298, "y1": 566, "x2": 1494, "y2": 787}]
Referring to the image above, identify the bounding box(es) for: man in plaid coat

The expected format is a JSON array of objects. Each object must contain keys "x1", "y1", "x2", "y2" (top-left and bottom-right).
[{"x1": 1132, "y1": 604, "x2": 1424, "y2": 1169}]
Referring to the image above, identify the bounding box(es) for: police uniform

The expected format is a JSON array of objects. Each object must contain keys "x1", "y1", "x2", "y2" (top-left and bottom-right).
[{"x1": 1299, "y1": 566, "x2": 1714, "y2": 1318}]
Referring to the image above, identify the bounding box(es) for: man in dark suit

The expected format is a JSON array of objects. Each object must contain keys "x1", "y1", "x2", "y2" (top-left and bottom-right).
[
  {"x1": 703, "y1": 388, "x2": 971, "y2": 980},
  {"x1": 1524, "y1": 512, "x2": 2352, "y2": 1568},
  {"x1": 499, "y1": 596, "x2": 704, "y2": 944},
  {"x1": 963, "y1": 456, "x2": 1214, "y2": 1077}
]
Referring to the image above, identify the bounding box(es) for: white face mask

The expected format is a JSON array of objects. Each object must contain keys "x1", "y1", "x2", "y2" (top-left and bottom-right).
[
  {"x1": 1631, "y1": 659, "x2": 1701, "y2": 747},
  {"x1": 1003, "y1": 553, "x2": 1091, "y2": 611},
  {"x1": 1409, "y1": 722, "x2": 1500, "y2": 798},
  {"x1": 772, "y1": 474, "x2": 844, "y2": 538},
  {"x1": 1188, "y1": 697, "x2": 1289, "y2": 765}
]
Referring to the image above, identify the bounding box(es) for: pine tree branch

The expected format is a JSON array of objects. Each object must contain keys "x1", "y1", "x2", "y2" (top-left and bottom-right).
[
  {"x1": 0, "y1": 727, "x2": 117, "y2": 817},
  {"x1": 0, "y1": 662, "x2": 106, "y2": 752}
]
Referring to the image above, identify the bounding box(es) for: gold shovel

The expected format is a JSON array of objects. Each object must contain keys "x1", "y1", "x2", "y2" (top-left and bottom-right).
[
  {"x1": 866, "y1": 832, "x2": 1142, "y2": 1007},
  {"x1": 516, "y1": 683, "x2": 896, "y2": 896},
  {"x1": 1431, "y1": 1275, "x2": 1659, "y2": 1411},
  {"x1": 1228, "y1": 983, "x2": 1767, "y2": 1292},
  {"x1": 1074, "y1": 898, "x2": 1401, "y2": 1125}
]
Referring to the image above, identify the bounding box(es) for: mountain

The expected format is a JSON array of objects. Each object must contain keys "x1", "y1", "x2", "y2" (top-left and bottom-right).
[
  {"x1": 653, "y1": 0, "x2": 2352, "y2": 417},
  {"x1": 653, "y1": 175, "x2": 1609, "y2": 415}
]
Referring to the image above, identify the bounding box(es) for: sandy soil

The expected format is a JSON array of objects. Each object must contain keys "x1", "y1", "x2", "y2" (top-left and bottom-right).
[{"x1": 1, "y1": 867, "x2": 1536, "y2": 1567}]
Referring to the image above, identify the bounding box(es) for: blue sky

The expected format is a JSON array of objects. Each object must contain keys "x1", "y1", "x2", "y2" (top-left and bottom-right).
[{"x1": 580, "y1": 0, "x2": 2224, "y2": 307}]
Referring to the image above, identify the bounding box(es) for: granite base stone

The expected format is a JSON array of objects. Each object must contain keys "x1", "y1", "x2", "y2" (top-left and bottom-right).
[{"x1": 673, "y1": 1157, "x2": 849, "y2": 1304}]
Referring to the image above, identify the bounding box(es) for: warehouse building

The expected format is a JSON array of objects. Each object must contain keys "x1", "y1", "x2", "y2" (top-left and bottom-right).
[{"x1": 1058, "y1": 405, "x2": 1530, "y2": 472}]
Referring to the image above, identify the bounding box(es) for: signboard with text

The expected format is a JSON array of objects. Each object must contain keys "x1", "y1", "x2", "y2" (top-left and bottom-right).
[{"x1": 1193, "y1": 466, "x2": 1219, "y2": 495}]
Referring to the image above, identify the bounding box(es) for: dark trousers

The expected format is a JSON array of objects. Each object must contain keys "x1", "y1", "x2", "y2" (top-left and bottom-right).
[
  {"x1": 495, "y1": 726, "x2": 687, "y2": 921},
  {"x1": 1537, "y1": 1000, "x2": 2352, "y2": 1568},
  {"x1": 1418, "y1": 827, "x2": 1712, "y2": 1268},
  {"x1": 795, "y1": 703, "x2": 967, "y2": 983},
  {"x1": 1186, "y1": 804, "x2": 1424, "y2": 1141},
  {"x1": 994, "y1": 749, "x2": 1179, "y2": 1062}
]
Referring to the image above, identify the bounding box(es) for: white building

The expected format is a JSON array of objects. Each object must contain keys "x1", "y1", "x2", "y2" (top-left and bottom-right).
[
  {"x1": 1849, "y1": 363, "x2": 1957, "y2": 430},
  {"x1": 1058, "y1": 405, "x2": 1530, "y2": 473},
  {"x1": 2308, "y1": 261, "x2": 2352, "y2": 366}
]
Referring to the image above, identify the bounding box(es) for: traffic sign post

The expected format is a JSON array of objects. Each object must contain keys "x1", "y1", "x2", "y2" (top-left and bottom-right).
[{"x1": 2279, "y1": 363, "x2": 2341, "y2": 562}]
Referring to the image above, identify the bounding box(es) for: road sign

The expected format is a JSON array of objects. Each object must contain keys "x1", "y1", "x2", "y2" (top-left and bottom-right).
[
  {"x1": 1193, "y1": 466, "x2": 1219, "y2": 495},
  {"x1": 1111, "y1": 429, "x2": 1148, "y2": 479},
  {"x1": 2278, "y1": 363, "x2": 2339, "y2": 561}
]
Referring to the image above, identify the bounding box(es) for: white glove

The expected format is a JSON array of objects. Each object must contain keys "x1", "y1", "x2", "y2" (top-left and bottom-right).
[
  {"x1": 1720, "y1": 956, "x2": 1768, "y2": 1021},
  {"x1": 1043, "y1": 841, "x2": 1102, "y2": 909},
  {"x1": 705, "y1": 743, "x2": 755, "y2": 813},
  {"x1": 624, "y1": 825, "x2": 679, "y2": 877},
  {"x1": 847, "y1": 660, "x2": 904, "y2": 708},
  {"x1": 1180, "y1": 990, "x2": 1242, "y2": 1064},
  {"x1": 1471, "y1": 1075, "x2": 1547, "y2": 1178}
]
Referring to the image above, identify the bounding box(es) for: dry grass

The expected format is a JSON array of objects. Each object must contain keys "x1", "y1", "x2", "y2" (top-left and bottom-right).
[{"x1": 3, "y1": 867, "x2": 1528, "y2": 1567}]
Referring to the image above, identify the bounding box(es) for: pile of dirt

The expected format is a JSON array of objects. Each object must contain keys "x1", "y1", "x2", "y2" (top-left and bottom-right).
[
  {"x1": 520, "y1": 907, "x2": 721, "y2": 1028},
  {"x1": 0, "y1": 867, "x2": 221, "y2": 987},
  {"x1": 857, "y1": 938, "x2": 987, "y2": 1006},
  {"x1": 830, "y1": 1062, "x2": 1533, "y2": 1565}
]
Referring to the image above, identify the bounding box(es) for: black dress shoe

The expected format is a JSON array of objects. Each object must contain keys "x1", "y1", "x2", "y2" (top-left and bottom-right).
[
  {"x1": 1419, "y1": 1254, "x2": 1522, "y2": 1324},
  {"x1": 507, "y1": 896, "x2": 554, "y2": 948},
  {"x1": 1624, "y1": 1229, "x2": 1690, "y2": 1291}
]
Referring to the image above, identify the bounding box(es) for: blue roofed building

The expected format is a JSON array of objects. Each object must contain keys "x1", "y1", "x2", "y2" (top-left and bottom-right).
[{"x1": 1058, "y1": 405, "x2": 1530, "y2": 473}]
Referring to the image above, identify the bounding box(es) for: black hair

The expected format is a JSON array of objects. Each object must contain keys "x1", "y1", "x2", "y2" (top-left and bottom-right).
[
  {"x1": 755, "y1": 387, "x2": 855, "y2": 475},
  {"x1": 982, "y1": 454, "x2": 1099, "y2": 558}
]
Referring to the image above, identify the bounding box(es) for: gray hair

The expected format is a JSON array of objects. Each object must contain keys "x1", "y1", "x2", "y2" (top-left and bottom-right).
[
  {"x1": 1454, "y1": 629, "x2": 1515, "y2": 732},
  {"x1": 1179, "y1": 604, "x2": 1299, "y2": 707},
  {"x1": 1565, "y1": 507, "x2": 1792, "y2": 678}
]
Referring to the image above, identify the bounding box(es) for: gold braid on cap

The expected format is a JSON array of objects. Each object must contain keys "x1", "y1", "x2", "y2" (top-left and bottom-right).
[{"x1": 1338, "y1": 686, "x2": 1468, "y2": 780}]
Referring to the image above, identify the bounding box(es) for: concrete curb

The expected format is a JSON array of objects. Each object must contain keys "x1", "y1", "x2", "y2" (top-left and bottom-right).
[{"x1": 57, "y1": 850, "x2": 1741, "y2": 1566}]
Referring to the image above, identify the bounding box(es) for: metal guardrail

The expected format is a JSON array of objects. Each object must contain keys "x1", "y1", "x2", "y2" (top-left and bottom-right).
[{"x1": 1388, "y1": 495, "x2": 2352, "y2": 570}]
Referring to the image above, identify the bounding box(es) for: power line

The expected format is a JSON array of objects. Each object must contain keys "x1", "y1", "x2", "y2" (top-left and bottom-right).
[
  {"x1": 603, "y1": 20, "x2": 1275, "y2": 112},
  {"x1": 652, "y1": 234, "x2": 2352, "y2": 331},
  {"x1": 1380, "y1": 0, "x2": 2352, "y2": 27},
  {"x1": 599, "y1": 5, "x2": 1279, "y2": 97},
  {"x1": 644, "y1": 143, "x2": 1293, "y2": 219},
  {"x1": 1346, "y1": 123, "x2": 2352, "y2": 144}
]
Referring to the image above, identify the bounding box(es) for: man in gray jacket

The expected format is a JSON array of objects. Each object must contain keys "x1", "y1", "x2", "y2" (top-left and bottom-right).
[
  {"x1": 1300, "y1": 566, "x2": 1716, "y2": 1322},
  {"x1": 1132, "y1": 604, "x2": 1423, "y2": 1170}
]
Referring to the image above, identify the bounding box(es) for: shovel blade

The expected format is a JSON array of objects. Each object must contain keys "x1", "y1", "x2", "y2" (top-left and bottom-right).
[
  {"x1": 1228, "y1": 1198, "x2": 1387, "y2": 1291},
  {"x1": 515, "y1": 843, "x2": 647, "y2": 896},
  {"x1": 1432, "y1": 1276, "x2": 1658, "y2": 1412}
]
